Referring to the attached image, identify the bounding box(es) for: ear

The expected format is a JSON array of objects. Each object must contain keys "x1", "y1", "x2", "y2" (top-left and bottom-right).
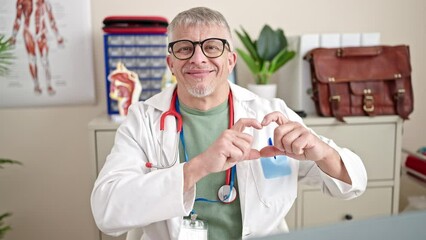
[
  {"x1": 166, "y1": 55, "x2": 174, "y2": 74},
  {"x1": 227, "y1": 51, "x2": 237, "y2": 74}
]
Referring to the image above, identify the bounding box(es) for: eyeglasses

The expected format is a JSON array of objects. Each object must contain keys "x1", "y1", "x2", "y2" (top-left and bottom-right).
[{"x1": 168, "y1": 38, "x2": 230, "y2": 60}]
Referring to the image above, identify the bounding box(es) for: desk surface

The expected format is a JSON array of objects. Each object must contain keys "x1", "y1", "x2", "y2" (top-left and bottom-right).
[{"x1": 255, "y1": 211, "x2": 426, "y2": 240}]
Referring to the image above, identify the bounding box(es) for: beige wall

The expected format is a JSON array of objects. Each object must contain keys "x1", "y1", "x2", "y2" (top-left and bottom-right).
[{"x1": 0, "y1": 0, "x2": 425, "y2": 239}]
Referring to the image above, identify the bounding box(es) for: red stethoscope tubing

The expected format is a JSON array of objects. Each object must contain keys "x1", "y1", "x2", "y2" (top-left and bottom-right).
[
  {"x1": 159, "y1": 90, "x2": 182, "y2": 132},
  {"x1": 145, "y1": 90, "x2": 182, "y2": 169},
  {"x1": 147, "y1": 89, "x2": 234, "y2": 186},
  {"x1": 225, "y1": 90, "x2": 234, "y2": 185}
]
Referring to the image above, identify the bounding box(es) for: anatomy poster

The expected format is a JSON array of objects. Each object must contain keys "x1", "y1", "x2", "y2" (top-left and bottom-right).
[{"x1": 0, "y1": 0, "x2": 94, "y2": 107}]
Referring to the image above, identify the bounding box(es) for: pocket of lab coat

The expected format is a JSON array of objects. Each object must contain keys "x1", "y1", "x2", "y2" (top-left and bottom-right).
[
  {"x1": 250, "y1": 158, "x2": 298, "y2": 203},
  {"x1": 260, "y1": 155, "x2": 292, "y2": 179}
]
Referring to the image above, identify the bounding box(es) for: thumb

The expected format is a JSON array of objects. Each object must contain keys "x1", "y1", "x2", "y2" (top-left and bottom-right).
[
  {"x1": 260, "y1": 146, "x2": 286, "y2": 158},
  {"x1": 246, "y1": 149, "x2": 261, "y2": 160}
]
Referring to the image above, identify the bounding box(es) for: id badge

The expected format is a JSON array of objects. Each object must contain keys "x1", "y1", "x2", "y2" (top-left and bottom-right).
[{"x1": 178, "y1": 216, "x2": 208, "y2": 240}]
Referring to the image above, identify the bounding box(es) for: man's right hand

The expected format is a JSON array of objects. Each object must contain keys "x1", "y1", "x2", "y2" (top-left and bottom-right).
[{"x1": 183, "y1": 118, "x2": 262, "y2": 191}]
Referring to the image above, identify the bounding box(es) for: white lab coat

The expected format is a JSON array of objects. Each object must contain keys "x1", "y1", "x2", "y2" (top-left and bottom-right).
[{"x1": 91, "y1": 82, "x2": 367, "y2": 240}]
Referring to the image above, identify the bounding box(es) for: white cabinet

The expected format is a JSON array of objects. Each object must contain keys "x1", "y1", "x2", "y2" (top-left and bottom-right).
[
  {"x1": 88, "y1": 117, "x2": 123, "y2": 240},
  {"x1": 301, "y1": 186, "x2": 393, "y2": 226},
  {"x1": 287, "y1": 115, "x2": 403, "y2": 229},
  {"x1": 89, "y1": 116, "x2": 120, "y2": 176},
  {"x1": 89, "y1": 115, "x2": 403, "y2": 233}
]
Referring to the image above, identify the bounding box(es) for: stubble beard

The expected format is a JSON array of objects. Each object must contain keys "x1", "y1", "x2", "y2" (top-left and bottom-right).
[{"x1": 187, "y1": 82, "x2": 215, "y2": 98}]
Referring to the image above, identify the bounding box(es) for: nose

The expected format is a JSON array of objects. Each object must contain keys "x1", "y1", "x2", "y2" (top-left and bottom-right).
[{"x1": 190, "y1": 44, "x2": 207, "y2": 62}]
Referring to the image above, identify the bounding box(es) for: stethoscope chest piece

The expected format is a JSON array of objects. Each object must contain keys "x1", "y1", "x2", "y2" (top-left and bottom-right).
[{"x1": 217, "y1": 185, "x2": 237, "y2": 203}]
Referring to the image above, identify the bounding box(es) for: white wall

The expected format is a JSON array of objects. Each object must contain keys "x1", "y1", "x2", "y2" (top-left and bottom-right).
[{"x1": 0, "y1": 0, "x2": 425, "y2": 239}]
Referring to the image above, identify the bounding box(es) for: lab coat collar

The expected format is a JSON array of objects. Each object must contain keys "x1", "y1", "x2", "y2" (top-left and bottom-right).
[
  {"x1": 144, "y1": 81, "x2": 259, "y2": 112},
  {"x1": 229, "y1": 81, "x2": 259, "y2": 102},
  {"x1": 229, "y1": 82, "x2": 259, "y2": 121},
  {"x1": 144, "y1": 84, "x2": 177, "y2": 112}
]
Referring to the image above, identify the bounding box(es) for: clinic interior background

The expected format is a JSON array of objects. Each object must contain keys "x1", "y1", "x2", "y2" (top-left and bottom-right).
[{"x1": 0, "y1": 0, "x2": 425, "y2": 240}]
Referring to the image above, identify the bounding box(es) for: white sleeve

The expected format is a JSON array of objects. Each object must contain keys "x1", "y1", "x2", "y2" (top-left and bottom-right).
[
  {"x1": 298, "y1": 136, "x2": 368, "y2": 200},
  {"x1": 90, "y1": 105, "x2": 194, "y2": 236},
  {"x1": 283, "y1": 103, "x2": 367, "y2": 199},
  {"x1": 319, "y1": 137, "x2": 368, "y2": 199}
]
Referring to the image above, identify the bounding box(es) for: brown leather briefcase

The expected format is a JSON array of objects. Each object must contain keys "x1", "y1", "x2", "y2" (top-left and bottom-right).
[{"x1": 304, "y1": 45, "x2": 414, "y2": 121}]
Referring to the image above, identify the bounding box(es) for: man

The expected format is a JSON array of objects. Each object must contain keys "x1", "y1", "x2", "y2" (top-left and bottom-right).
[{"x1": 91, "y1": 7, "x2": 367, "y2": 240}]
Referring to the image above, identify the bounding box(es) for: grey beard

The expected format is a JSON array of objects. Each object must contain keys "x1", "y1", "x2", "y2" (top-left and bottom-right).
[{"x1": 188, "y1": 85, "x2": 215, "y2": 98}]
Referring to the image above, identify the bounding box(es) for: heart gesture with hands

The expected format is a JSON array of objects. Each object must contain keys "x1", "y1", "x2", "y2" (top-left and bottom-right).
[
  {"x1": 184, "y1": 117, "x2": 264, "y2": 191},
  {"x1": 184, "y1": 118, "x2": 262, "y2": 189},
  {"x1": 184, "y1": 111, "x2": 350, "y2": 191},
  {"x1": 259, "y1": 111, "x2": 337, "y2": 162},
  {"x1": 259, "y1": 112, "x2": 350, "y2": 184}
]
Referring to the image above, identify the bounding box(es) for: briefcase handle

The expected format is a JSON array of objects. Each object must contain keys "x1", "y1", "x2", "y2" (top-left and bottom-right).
[{"x1": 337, "y1": 46, "x2": 382, "y2": 57}]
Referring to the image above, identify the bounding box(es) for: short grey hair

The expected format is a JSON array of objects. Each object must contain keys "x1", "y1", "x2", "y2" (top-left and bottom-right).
[{"x1": 168, "y1": 7, "x2": 233, "y2": 49}]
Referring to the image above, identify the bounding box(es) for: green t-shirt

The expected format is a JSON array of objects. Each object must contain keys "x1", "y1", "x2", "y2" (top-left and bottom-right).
[{"x1": 178, "y1": 100, "x2": 243, "y2": 240}]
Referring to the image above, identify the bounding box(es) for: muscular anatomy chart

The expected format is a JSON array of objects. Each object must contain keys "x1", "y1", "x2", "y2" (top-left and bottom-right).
[
  {"x1": 0, "y1": 0, "x2": 94, "y2": 107},
  {"x1": 10, "y1": 0, "x2": 64, "y2": 95}
]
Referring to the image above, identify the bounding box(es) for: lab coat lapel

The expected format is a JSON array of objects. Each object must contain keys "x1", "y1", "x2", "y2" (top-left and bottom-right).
[
  {"x1": 166, "y1": 216, "x2": 182, "y2": 239},
  {"x1": 156, "y1": 115, "x2": 180, "y2": 167},
  {"x1": 231, "y1": 86, "x2": 258, "y2": 231},
  {"x1": 146, "y1": 86, "x2": 181, "y2": 168}
]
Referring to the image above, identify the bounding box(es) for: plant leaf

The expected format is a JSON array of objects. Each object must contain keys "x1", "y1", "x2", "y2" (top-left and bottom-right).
[
  {"x1": 257, "y1": 25, "x2": 285, "y2": 61},
  {"x1": 269, "y1": 49, "x2": 296, "y2": 73},
  {"x1": 275, "y1": 28, "x2": 288, "y2": 50},
  {"x1": 0, "y1": 212, "x2": 12, "y2": 238},
  {"x1": 236, "y1": 48, "x2": 260, "y2": 75},
  {"x1": 235, "y1": 27, "x2": 259, "y2": 61},
  {"x1": 234, "y1": 24, "x2": 296, "y2": 84},
  {"x1": 0, "y1": 212, "x2": 12, "y2": 221},
  {"x1": 0, "y1": 35, "x2": 15, "y2": 76},
  {"x1": 0, "y1": 159, "x2": 22, "y2": 169}
]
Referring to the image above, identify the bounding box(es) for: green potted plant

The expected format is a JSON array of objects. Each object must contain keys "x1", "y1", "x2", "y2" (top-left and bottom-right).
[
  {"x1": 0, "y1": 159, "x2": 21, "y2": 239},
  {"x1": 0, "y1": 35, "x2": 18, "y2": 240},
  {"x1": 0, "y1": 35, "x2": 14, "y2": 76},
  {"x1": 235, "y1": 24, "x2": 295, "y2": 98}
]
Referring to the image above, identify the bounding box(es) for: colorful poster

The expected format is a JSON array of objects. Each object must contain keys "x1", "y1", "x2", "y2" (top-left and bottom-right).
[{"x1": 0, "y1": 0, "x2": 94, "y2": 107}]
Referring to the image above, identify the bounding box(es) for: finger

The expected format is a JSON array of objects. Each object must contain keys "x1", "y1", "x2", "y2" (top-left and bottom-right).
[
  {"x1": 222, "y1": 130, "x2": 253, "y2": 144},
  {"x1": 226, "y1": 143, "x2": 247, "y2": 164},
  {"x1": 290, "y1": 132, "x2": 310, "y2": 155},
  {"x1": 231, "y1": 134, "x2": 252, "y2": 158},
  {"x1": 229, "y1": 149, "x2": 261, "y2": 161},
  {"x1": 276, "y1": 126, "x2": 302, "y2": 154},
  {"x1": 247, "y1": 149, "x2": 261, "y2": 159},
  {"x1": 259, "y1": 146, "x2": 286, "y2": 157},
  {"x1": 261, "y1": 111, "x2": 289, "y2": 126},
  {"x1": 273, "y1": 122, "x2": 306, "y2": 152},
  {"x1": 231, "y1": 132, "x2": 262, "y2": 160},
  {"x1": 232, "y1": 118, "x2": 262, "y2": 133}
]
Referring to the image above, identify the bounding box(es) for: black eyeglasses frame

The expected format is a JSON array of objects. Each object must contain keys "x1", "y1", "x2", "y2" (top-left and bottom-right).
[{"x1": 168, "y1": 38, "x2": 230, "y2": 60}]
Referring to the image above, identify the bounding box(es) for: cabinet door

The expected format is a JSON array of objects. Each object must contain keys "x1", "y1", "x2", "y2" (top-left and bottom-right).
[
  {"x1": 94, "y1": 130, "x2": 127, "y2": 240},
  {"x1": 95, "y1": 131, "x2": 116, "y2": 174},
  {"x1": 285, "y1": 204, "x2": 296, "y2": 230},
  {"x1": 310, "y1": 123, "x2": 396, "y2": 180},
  {"x1": 301, "y1": 187, "x2": 393, "y2": 228},
  {"x1": 101, "y1": 234, "x2": 127, "y2": 240}
]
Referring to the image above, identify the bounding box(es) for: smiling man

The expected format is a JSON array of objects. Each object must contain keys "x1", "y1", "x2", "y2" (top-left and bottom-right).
[
  {"x1": 167, "y1": 22, "x2": 236, "y2": 104},
  {"x1": 91, "y1": 7, "x2": 367, "y2": 240}
]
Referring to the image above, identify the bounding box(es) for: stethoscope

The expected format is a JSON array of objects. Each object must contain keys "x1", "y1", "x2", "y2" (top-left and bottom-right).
[
  {"x1": 145, "y1": 88, "x2": 237, "y2": 203},
  {"x1": 145, "y1": 90, "x2": 182, "y2": 170}
]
